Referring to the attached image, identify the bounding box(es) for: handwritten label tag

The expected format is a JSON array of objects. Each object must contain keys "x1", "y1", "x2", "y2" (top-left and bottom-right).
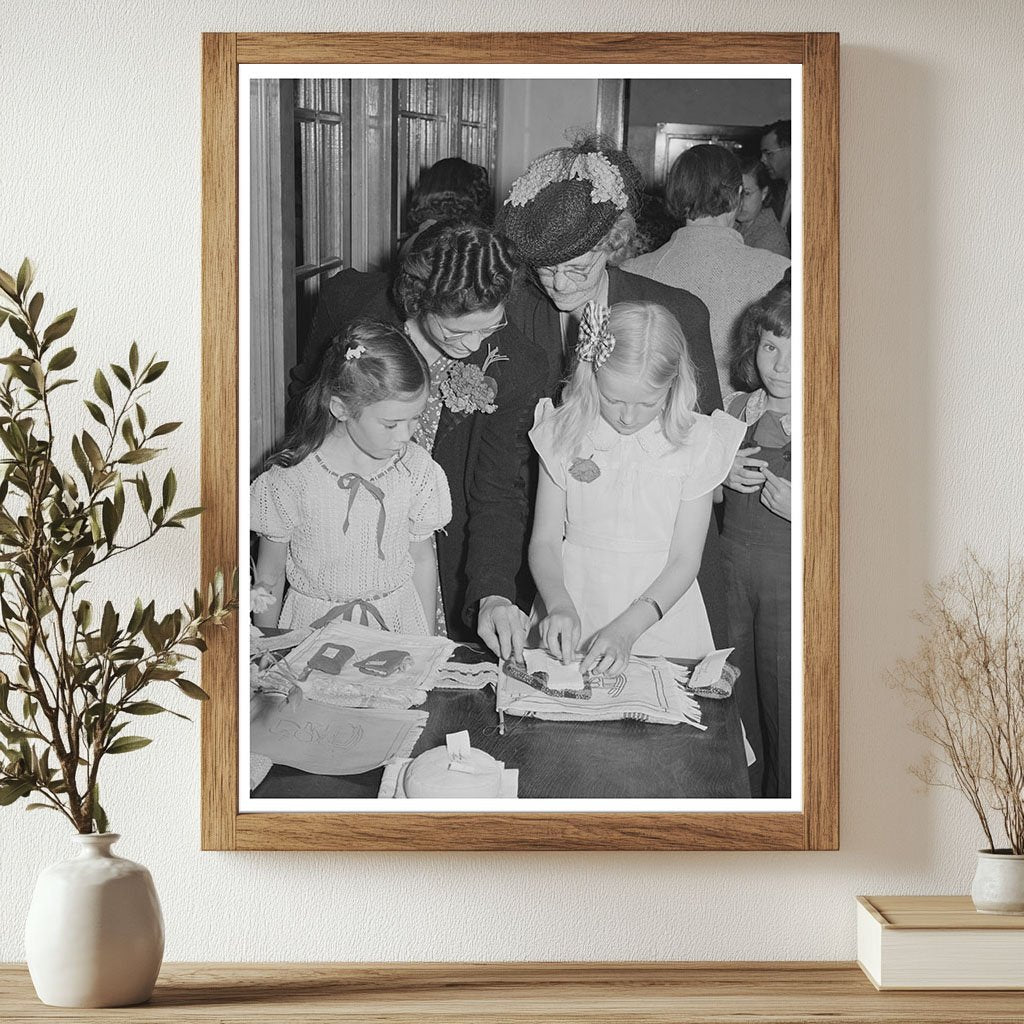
[
  {"x1": 687, "y1": 648, "x2": 735, "y2": 690},
  {"x1": 446, "y1": 730, "x2": 475, "y2": 773}
]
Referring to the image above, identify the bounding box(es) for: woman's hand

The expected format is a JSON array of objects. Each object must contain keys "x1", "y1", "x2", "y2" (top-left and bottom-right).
[
  {"x1": 477, "y1": 595, "x2": 528, "y2": 661},
  {"x1": 579, "y1": 623, "x2": 638, "y2": 678},
  {"x1": 760, "y1": 468, "x2": 792, "y2": 520},
  {"x1": 538, "y1": 606, "x2": 581, "y2": 665},
  {"x1": 725, "y1": 446, "x2": 767, "y2": 493}
]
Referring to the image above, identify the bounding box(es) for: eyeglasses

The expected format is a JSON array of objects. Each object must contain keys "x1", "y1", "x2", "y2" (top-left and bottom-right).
[
  {"x1": 432, "y1": 315, "x2": 508, "y2": 342},
  {"x1": 536, "y1": 251, "x2": 604, "y2": 285}
]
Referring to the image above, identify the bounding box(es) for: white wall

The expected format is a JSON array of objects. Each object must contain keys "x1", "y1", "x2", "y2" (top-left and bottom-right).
[
  {"x1": 497, "y1": 79, "x2": 600, "y2": 198},
  {"x1": 2, "y1": 0, "x2": 1023, "y2": 963}
]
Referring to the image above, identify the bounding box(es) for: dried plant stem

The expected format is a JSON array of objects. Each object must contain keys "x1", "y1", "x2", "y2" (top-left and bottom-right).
[{"x1": 894, "y1": 552, "x2": 1024, "y2": 854}]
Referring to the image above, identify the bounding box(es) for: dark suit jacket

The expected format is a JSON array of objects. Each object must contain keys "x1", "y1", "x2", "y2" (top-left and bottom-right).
[
  {"x1": 292, "y1": 269, "x2": 546, "y2": 642},
  {"x1": 504, "y1": 269, "x2": 731, "y2": 650}
]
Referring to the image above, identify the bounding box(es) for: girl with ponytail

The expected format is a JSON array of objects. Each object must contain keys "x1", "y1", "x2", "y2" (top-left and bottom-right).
[
  {"x1": 528, "y1": 301, "x2": 746, "y2": 674},
  {"x1": 251, "y1": 320, "x2": 451, "y2": 633}
]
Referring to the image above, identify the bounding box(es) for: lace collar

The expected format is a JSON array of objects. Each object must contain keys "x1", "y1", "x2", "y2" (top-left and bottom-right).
[
  {"x1": 587, "y1": 414, "x2": 675, "y2": 456},
  {"x1": 743, "y1": 389, "x2": 792, "y2": 436}
]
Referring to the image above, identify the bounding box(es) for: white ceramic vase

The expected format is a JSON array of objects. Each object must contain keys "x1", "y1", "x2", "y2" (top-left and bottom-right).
[
  {"x1": 24, "y1": 833, "x2": 164, "y2": 1007},
  {"x1": 970, "y1": 849, "x2": 1024, "y2": 915}
]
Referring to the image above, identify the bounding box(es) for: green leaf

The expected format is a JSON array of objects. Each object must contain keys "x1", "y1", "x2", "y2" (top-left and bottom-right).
[
  {"x1": 129, "y1": 342, "x2": 139, "y2": 375},
  {"x1": 105, "y1": 736, "x2": 152, "y2": 755},
  {"x1": 150, "y1": 421, "x2": 181, "y2": 438},
  {"x1": 91, "y1": 785, "x2": 108, "y2": 834},
  {"x1": 168, "y1": 507, "x2": 203, "y2": 524},
  {"x1": 136, "y1": 473, "x2": 152, "y2": 513},
  {"x1": 136, "y1": 404, "x2": 147, "y2": 432},
  {"x1": 100, "y1": 601, "x2": 117, "y2": 647},
  {"x1": 118, "y1": 448, "x2": 157, "y2": 465},
  {"x1": 16, "y1": 258, "x2": 34, "y2": 298},
  {"x1": 113, "y1": 475, "x2": 125, "y2": 520},
  {"x1": 48, "y1": 346, "x2": 77, "y2": 372},
  {"x1": 0, "y1": 779, "x2": 34, "y2": 805},
  {"x1": 0, "y1": 268, "x2": 18, "y2": 300},
  {"x1": 83, "y1": 400, "x2": 107, "y2": 427},
  {"x1": 142, "y1": 360, "x2": 168, "y2": 383},
  {"x1": 27, "y1": 291, "x2": 43, "y2": 328},
  {"x1": 9, "y1": 316, "x2": 32, "y2": 345},
  {"x1": 81, "y1": 431, "x2": 105, "y2": 472},
  {"x1": 121, "y1": 418, "x2": 137, "y2": 449},
  {"x1": 110, "y1": 363, "x2": 131, "y2": 389},
  {"x1": 175, "y1": 679, "x2": 210, "y2": 701},
  {"x1": 26, "y1": 803, "x2": 61, "y2": 813},
  {"x1": 0, "y1": 309, "x2": 9, "y2": 331},
  {"x1": 42, "y1": 308, "x2": 77, "y2": 344},
  {"x1": 93, "y1": 369, "x2": 113, "y2": 409},
  {"x1": 71, "y1": 435, "x2": 92, "y2": 483},
  {"x1": 101, "y1": 498, "x2": 118, "y2": 546},
  {"x1": 110, "y1": 644, "x2": 144, "y2": 661},
  {"x1": 124, "y1": 701, "x2": 169, "y2": 716},
  {"x1": 162, "y1": 468, "x2": 176, "y2": 508}
]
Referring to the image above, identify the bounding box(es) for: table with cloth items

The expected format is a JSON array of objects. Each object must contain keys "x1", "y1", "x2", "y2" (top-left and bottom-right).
[{"x1": 249, "y1": 613, "x2": 751, "y2": 800}]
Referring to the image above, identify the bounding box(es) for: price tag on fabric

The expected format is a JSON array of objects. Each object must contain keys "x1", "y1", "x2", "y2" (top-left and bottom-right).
[
  {"x1": 445, "y1": 730, "x2": 475, "y2": 773},
  {"x1": 688, "y1": 648, "x2": 735, "y2": 690}
]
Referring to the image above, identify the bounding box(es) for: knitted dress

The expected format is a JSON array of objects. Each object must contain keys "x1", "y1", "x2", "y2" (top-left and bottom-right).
[{"x1": 250, "y1": 442, "x2": 451, "y2": 633}]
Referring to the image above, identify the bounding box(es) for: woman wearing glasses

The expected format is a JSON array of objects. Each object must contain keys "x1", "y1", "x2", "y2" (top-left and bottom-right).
[
  {"x1": 497, "y1": 138, "x2": 734, "y2": 653},
  {"x1": 290, "y1": 222, "x2": 546, "y2": 656}
]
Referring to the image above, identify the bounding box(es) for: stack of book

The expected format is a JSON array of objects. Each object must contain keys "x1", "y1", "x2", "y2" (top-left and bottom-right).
[{"x1": 857, "y1": 895, "x2": 1024, "y2": 990}]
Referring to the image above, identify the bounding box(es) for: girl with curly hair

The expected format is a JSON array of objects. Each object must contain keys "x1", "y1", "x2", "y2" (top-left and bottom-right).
[{"x1": 721, "y1": 282, "x2": 794, "y2": 798}]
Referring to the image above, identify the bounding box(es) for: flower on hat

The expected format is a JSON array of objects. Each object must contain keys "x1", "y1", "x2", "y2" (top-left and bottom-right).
[{"x1": 507, "y1": 151, "x2": 628, "y2": 212}]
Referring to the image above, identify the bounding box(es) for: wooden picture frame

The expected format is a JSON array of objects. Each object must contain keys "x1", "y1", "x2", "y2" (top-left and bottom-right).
[{"x1": 201, "y1": 31, "x2": 839, "y2": 851}]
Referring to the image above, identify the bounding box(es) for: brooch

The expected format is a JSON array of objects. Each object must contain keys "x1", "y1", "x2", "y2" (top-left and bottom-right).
[{"x1": 568, "y1": 456, "x2": 601, "y2": 483}]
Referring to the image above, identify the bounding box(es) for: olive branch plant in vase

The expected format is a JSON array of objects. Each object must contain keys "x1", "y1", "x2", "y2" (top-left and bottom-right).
[
  {"x1": 894, "y1": 551, "x2": 1024, "y2": 914},
  {"x1": 0, "y1": 259, "x2": 237, "y2": 1007}
]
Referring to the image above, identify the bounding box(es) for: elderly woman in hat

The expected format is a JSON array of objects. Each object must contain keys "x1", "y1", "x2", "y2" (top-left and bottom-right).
[{"x1": 498, "y1": 138, "x2": 733, "y2": 652}]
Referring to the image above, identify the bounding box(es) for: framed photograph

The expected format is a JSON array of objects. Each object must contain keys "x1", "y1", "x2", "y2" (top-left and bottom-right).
[{"x1": 201, "y1": 32, "x2": 839, "y2": 851}]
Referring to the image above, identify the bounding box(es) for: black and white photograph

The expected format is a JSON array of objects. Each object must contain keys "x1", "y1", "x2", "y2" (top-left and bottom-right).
[{"x1": 243, "y1": 67, "x2": 801, "y2": 812}]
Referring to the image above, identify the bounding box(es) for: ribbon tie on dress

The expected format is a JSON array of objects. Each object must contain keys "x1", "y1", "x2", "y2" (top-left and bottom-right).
[{"x1": 337, "y1": 473, "x2": 387, "y2": 560}]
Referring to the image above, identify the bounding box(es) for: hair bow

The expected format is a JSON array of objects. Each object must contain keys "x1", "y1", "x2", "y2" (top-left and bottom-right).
[
  {"x1": 576, "y1": 302, "x2": 615, "y2": 368},
  {"x1": 344, "y1": 344, "x2": 366, "y2": 361}
]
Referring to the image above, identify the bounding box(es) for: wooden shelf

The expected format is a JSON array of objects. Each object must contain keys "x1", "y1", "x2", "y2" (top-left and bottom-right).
[{"x1": 3, "y1": 962, "x2": 1024, "y2": 1022}]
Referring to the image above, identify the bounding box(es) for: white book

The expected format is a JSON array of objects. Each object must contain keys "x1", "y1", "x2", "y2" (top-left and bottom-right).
[{"x1": 857, "y1": 896, "x2": 1024, "y2": 990}]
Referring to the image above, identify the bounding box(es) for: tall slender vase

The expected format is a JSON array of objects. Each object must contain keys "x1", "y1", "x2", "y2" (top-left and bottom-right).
[{"x1": 24, "y1": 833, "x2": 164, "y2": 1007}]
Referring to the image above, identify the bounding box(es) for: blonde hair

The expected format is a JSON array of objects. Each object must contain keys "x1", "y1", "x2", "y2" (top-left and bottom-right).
[{"x1": 550, "y1": 302, "x2": 698, "y2": 457}]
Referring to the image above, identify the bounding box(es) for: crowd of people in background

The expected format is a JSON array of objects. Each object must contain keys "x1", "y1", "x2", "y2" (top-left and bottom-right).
[{"x1": 251, "y1": 117, "x2": 795, "y2": 798}]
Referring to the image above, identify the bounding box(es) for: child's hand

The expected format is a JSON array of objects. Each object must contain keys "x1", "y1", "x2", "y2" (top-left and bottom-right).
[
  {"x1": 579, "y1": 624, "x2": 636, "y2": 678},
  {"x1": 760, "y1": 468, "x2": 792, "y2": 521},
  {"x1": 539, "y1": 607, "x2": 582, "y2": 665},
  {"x1": 725, "y1": 446, "x2": 767, "y2": 493}
]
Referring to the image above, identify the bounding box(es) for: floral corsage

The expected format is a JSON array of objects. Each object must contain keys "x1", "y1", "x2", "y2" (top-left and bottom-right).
[{"x1": 439, "y1": 344, "x2": 509, "y2": 415}]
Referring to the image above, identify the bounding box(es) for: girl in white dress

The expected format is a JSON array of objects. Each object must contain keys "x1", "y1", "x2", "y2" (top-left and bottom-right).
[
  {"x1": 250, "y1": 321, "x2": 452, "y2": 633},
  {"x1": 528, "y1": 301, "x2": 746, "y2": 675}
]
